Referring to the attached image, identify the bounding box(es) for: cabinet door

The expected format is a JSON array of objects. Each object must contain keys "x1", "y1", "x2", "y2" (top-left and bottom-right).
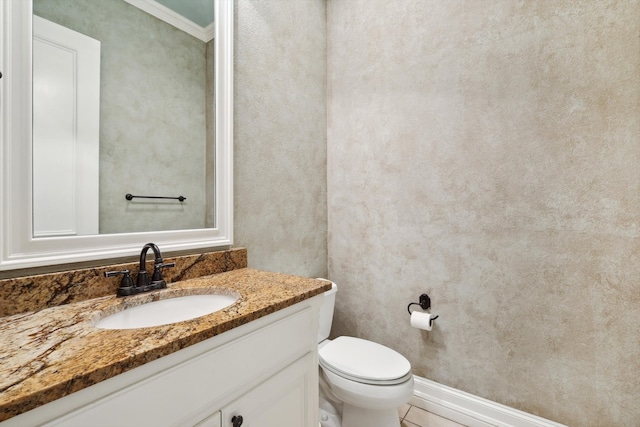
[
  {"x1": 221, "y1": 353, "x2": 317, "y2": 427},
  {"x1": 195, "y1": 411, "x2": 221, "y2": 427}
]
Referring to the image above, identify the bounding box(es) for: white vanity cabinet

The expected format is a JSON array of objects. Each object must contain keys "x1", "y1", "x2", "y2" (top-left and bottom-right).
[
  {"x1": 2, "y1": 297, "x2": 321, "y2": 427},
  {"x1": 220, "y1": 354, "x2": 316, "y2": 427}
]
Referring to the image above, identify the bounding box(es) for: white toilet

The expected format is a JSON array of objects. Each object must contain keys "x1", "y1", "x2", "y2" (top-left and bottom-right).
[{"x1": 317, "y1": 280, "x2": 414, "y2": 427}]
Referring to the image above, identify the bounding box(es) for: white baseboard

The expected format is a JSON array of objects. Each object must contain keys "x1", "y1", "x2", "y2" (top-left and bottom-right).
[{"x1": 410, "y1": 376, "x2": 567, "y2": 427}]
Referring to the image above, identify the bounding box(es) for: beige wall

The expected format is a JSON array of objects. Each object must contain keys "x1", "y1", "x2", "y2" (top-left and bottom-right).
[
  {"x1": 234, "y1": 0, "x2": 328, "y2": 277},
  {"x1": 327, "y1": 1, "x2": 640, "y2": 426},
  {"x1": 22, "y1": 1, "x2": 640, "y2": 424}
]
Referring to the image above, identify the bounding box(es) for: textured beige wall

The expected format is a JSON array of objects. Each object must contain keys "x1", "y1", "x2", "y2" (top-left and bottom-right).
[
  {"x1": 327, "y1": 1, "x2": 640, "y2": 426},
  {"x1": 34, "y1": 0, "x2": 209, "y2": 234},
  {"x1": 234, "y1": 0, "x2": 328, "y2": 277}
]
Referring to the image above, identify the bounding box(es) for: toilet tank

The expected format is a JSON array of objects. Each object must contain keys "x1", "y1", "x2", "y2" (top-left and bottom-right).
[{"x1": 317, "y1": 279, "x2": 337, "y2": 343}]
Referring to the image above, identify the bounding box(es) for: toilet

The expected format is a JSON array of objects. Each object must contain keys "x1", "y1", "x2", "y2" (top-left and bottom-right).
[{"x1": 317, "y1": 280, "x2": 414, "y2": 427}]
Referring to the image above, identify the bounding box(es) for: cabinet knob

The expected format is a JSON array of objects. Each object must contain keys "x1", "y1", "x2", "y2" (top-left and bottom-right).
[{"x1": 231, "y1": 415, "x2": 243, "y2": 427}]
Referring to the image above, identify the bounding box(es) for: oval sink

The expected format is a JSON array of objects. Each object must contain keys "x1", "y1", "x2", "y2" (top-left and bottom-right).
[{"x1": 95, "y1": 294, "x2": 238, "y2": 330}]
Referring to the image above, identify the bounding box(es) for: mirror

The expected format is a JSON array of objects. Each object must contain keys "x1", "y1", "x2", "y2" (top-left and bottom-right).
[
  {"x1": 0, "y1": 0, "x2": 233, "y2": 270},
  {"x1": 32, "y1": 0, "x2": 214, "y2": 236}
]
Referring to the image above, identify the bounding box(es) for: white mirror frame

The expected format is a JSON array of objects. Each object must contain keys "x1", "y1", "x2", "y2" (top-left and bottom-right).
[{"x1": 0, "y1": 0, "x2": 233, "y2": 271}]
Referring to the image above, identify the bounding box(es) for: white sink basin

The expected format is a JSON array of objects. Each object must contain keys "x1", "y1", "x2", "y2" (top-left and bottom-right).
[{"x1": 95, "y1": 294, "x2": 238, "y2": 330}]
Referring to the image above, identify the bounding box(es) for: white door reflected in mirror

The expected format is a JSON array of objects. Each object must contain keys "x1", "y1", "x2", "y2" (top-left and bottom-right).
[{"x1": 33, "y1": 16, "x2": 100, "y2": 237}]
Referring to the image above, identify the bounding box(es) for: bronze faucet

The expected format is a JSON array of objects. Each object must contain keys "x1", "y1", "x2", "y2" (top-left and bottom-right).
[{"x1": 104, "y1": 243, "x2": 174, "y2": 297}]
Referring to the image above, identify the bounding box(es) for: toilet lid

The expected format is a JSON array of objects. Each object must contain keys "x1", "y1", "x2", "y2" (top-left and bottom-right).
[{"x1": 319, "y1": 336, "x2": 412, "y2": 385}]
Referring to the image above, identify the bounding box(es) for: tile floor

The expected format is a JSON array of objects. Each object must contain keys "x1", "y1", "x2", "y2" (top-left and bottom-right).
[{"x1": 398, "y1": 404, "x2": 467, "y2": 427}]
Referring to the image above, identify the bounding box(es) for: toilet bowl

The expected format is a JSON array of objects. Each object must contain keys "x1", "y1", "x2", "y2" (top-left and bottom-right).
[{"x1": 317, "y1": 280, "x2": 414, "y2": 427}]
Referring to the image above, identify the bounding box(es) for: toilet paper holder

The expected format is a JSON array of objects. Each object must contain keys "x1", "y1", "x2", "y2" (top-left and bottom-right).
[{"x1": 407, "y1": 294, "x2": 439, "y2": 327}]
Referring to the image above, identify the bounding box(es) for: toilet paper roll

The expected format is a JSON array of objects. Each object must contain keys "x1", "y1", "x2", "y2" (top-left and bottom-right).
[{"x1": 410, "y1": 311, "x2": 435, "y2": 331}]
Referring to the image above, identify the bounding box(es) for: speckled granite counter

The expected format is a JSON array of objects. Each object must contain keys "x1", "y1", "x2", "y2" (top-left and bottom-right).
[
  {"x1": 0, "y1": 248, "x2": 248, "y2": 317},
  {"x1": 0, "y1": 267, "x2": 330, "y2": 422}
]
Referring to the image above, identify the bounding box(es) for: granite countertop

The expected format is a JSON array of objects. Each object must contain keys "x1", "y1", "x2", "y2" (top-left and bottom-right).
[{"x1": 0, "y1": 268, "x2": 330, "y2": 422}]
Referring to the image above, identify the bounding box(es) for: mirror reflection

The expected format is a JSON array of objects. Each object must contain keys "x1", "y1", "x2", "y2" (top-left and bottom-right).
[{"x1": 32, "y1": 0, "x2": 214, "y2": 237}]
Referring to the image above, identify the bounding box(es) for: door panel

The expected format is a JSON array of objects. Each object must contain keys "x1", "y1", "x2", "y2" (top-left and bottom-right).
[
  {"x1": 33, "y1": 15, "x2": 100, "y2": 236},
  {"x1": 222, "y1": 354, "x2": 315, "y2": 427}
]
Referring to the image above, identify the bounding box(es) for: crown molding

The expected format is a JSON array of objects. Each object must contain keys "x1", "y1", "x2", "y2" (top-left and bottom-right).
[{"x1": 124, "y1": 0, "x2": 214, "y2": 42}]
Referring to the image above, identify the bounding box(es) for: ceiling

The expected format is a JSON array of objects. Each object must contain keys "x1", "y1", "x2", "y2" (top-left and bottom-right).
[{"x1": 154, "y1": 0, "x2": 214, "y2": 28}]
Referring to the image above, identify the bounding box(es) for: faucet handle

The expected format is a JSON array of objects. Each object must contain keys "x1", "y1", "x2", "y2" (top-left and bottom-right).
[
  {"x1": 157, "y1": 262, "x2": 175, "y2": 269},
  {"x1": 104, "y1": 270, "x2": 135, "y2": 297},
  {"x1": 151, "y1": 262, "x2": 175, "y2": 283}
]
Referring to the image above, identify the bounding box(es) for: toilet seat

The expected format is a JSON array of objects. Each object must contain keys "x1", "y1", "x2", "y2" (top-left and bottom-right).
[{"x1": 319, "y1": 336, "x2": 412, "y2": 385}]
